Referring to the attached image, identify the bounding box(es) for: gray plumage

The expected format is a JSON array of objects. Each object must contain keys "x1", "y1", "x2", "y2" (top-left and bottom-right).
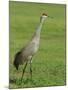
[{"x1": 13, "y1": 13, "x2": 48, "y2": 81}]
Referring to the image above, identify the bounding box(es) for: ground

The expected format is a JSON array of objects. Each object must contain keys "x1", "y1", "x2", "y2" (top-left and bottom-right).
[{"x1": 9, "y1": 1, "x2": 66, "y2": 89}]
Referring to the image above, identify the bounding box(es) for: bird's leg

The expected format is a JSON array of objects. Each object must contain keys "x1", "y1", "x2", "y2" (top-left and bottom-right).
[
  {"x1": 30, "y1": 59, "x2": 32, "y2": 79},
  {"x1": 21, "y1": 62, "x2": 28, "y2": 82}
]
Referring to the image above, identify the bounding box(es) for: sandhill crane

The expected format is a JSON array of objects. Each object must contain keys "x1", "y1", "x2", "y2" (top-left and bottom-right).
[{"x1": 13, "y1": 13, "x2": 48, "y2": 82}]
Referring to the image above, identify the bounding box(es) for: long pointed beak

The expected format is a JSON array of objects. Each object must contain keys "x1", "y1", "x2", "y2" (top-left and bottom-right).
[{"x1": 48, "y1": 16, "x2": 54, "y2": 19}]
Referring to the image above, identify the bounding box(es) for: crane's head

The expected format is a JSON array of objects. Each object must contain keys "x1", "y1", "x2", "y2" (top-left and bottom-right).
[
  {"x1": 40, "y1": 13, "x2": 53, "y2": 22},
  {"x1": 40, "y1": 13, "x2": 48, "y2": 22},
  {"x1": 42, "y1": 13, "x2": 48, "y2": 17}
]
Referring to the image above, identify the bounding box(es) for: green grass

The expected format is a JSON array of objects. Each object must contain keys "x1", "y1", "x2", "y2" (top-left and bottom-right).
[{"x1": 9, "y1": 1, "x2": 66, "y2": 89}]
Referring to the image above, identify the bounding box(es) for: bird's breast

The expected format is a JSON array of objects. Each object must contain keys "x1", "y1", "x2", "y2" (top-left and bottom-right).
[
  {"x1": 24, "y1": 41, "x2": 39, "y2": 56},
  {"x1": 31, "y1": 40, "x2": 39, "y2": 54}
]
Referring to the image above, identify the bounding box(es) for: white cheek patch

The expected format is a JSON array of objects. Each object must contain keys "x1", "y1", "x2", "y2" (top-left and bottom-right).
[{"x1": 42, "y1": 16, "x2": 47, "y2": 18}]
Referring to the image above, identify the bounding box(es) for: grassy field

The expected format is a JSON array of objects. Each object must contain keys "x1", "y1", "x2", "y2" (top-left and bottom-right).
[{"x1": 9, "y1": 1, "x2": 66, "y2": 89}]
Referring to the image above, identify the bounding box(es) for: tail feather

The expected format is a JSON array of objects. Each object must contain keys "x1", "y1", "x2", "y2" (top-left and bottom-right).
[{"x1": 13, "y1": 51, "x2": 21, "y2": 70}]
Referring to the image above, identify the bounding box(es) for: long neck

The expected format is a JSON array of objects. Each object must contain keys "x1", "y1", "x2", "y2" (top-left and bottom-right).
[{"x1": 32, "y1": 18, "x2": 45, "y2": 40}]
